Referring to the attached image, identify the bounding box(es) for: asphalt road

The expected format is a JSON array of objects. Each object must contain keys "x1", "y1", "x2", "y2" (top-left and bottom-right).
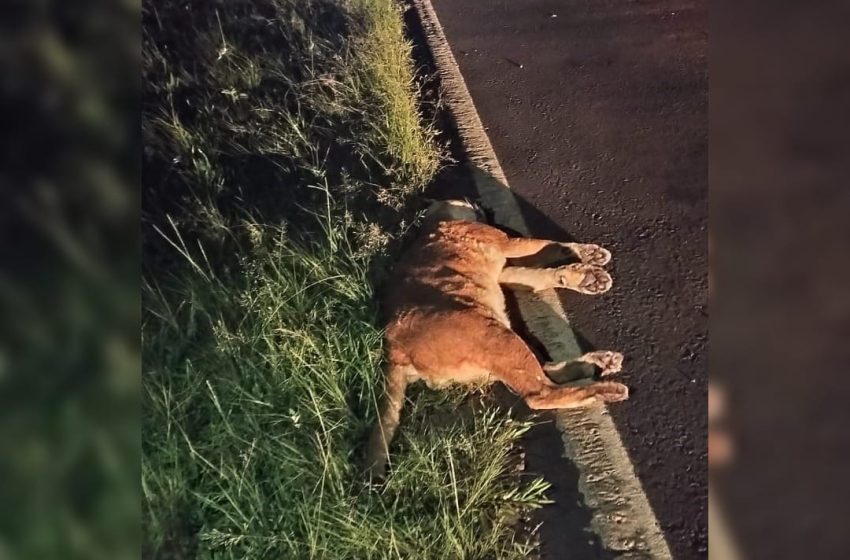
[{"x1": 425, "y1": 0, "x2": 708, "y2": 557}]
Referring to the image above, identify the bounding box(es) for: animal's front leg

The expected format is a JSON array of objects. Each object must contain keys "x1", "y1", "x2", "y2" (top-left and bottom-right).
[
  {"x1": 561, "y1": 243, "x2": 612, "y2": 266},
  {"x1": 500, "y1": 238, "x2": 556, "y2": 259},
  {"x1": 499, "y1": 264, "x2": 612, "y2": 294},
  {"x1": 501, "y1": 238, "x2": 612, "y2": 266}
]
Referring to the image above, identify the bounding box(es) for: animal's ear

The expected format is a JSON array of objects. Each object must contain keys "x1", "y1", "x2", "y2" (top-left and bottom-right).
[
  {"x1": 467, "y1": 198, "x2": 490, "y2": 222},
  {"x1": 464, "y1": 196, "x2": 485, "y2": 209}
]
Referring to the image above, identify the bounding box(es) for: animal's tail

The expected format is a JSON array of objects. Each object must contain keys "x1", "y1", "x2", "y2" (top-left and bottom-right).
[{"x1": 365, "y1": 363, "x2": 410, "y2": 481}]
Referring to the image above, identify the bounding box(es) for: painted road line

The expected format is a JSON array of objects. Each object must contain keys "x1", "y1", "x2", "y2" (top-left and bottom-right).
[{"x1": 409, "y1": 0, "x2": 673, "y2": 557}]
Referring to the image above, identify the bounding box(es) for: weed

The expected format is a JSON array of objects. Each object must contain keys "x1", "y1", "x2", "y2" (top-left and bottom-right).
[{"x1": 142, "y1": 0, "x2": 547, "y2": 558}]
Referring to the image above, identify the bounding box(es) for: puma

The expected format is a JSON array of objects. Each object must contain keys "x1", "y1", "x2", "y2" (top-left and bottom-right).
[{"x1": 365, "y1": 200, "x2": 628, "y2": 480}]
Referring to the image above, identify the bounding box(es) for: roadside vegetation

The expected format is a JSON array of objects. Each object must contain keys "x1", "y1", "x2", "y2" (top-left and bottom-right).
[{"x1": 142, "y1": 1, "x2": 548, "y2": 558}]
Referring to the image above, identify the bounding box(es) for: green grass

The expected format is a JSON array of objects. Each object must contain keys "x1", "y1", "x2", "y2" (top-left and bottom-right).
[{"x1": 142, "y1": 0, "x2": 549, "y2": 558}]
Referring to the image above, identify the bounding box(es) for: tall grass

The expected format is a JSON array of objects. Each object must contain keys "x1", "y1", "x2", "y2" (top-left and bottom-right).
[
  {"x1": 143, "y1": 212, "x2": 548, "y2": 558},
  {"x1": 142, "y1": 0, "x2": 548, "y2": 558}
]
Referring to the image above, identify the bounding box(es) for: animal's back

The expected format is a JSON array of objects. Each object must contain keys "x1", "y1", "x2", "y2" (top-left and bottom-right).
[
  {"x1": 383, "y1": 220, "x2": 512, "y2": 374},
  {"x1": 386, "y1": 220, "x2": 509, "y2": 316}
]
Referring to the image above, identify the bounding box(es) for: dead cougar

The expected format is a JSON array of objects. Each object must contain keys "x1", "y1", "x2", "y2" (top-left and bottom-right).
[{"x1": 366, "y1": 200, "x2": 628, "y2": 480}]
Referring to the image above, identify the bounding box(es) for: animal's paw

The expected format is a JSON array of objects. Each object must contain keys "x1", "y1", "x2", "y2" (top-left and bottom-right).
[
  {"x1": 555, "y1": 263, "x2": 613, "y2": 295},
  {"x1": 563, "y1": 242, "x2": 612, "y2": 266},
  {"x1": 592, "y1": 382, "x2": 629, "y2": 403},
  {"x1": 580, "y1": 350, "x2": 624, "y2": 377}
]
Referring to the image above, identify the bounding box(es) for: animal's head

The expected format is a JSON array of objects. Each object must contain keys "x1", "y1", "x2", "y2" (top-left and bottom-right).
[{"x1": 422, "y1": 198, "x2": 485, "y2": 225}]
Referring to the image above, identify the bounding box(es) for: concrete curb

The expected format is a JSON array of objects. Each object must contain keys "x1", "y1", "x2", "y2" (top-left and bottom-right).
[{"x1": 409, "y1": 0, "x2": 673, "y2": 557}]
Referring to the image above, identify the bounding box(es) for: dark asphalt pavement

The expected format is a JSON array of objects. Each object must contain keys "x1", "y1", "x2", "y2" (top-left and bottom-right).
[{"x1": 426, "y1": 0, "x2": 708, "y2": 557}]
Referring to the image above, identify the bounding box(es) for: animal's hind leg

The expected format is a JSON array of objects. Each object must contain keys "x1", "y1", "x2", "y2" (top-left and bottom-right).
[
  {"x1": 544, "y1": 350, "x2": 624, "y2": 378},
  {"x1": 481, "y1": 327, "x2": 628, "y2": 410},
  {"x1": 525, "y1": 381, "x2": 629, "y2": 409},
  {"x1": 499, "y1": 264, "x2": 612, "y2": 294}
]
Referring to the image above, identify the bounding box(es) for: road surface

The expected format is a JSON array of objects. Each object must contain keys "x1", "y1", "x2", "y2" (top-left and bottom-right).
[{"x1": 425, "y1": 0, "x2": 708, "y2": 557}]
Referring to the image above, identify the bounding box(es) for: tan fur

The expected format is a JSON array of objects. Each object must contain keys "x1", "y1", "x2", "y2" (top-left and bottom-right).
[{"x1": 366, "y1": 201, "x2": 628, "y2": 480}]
